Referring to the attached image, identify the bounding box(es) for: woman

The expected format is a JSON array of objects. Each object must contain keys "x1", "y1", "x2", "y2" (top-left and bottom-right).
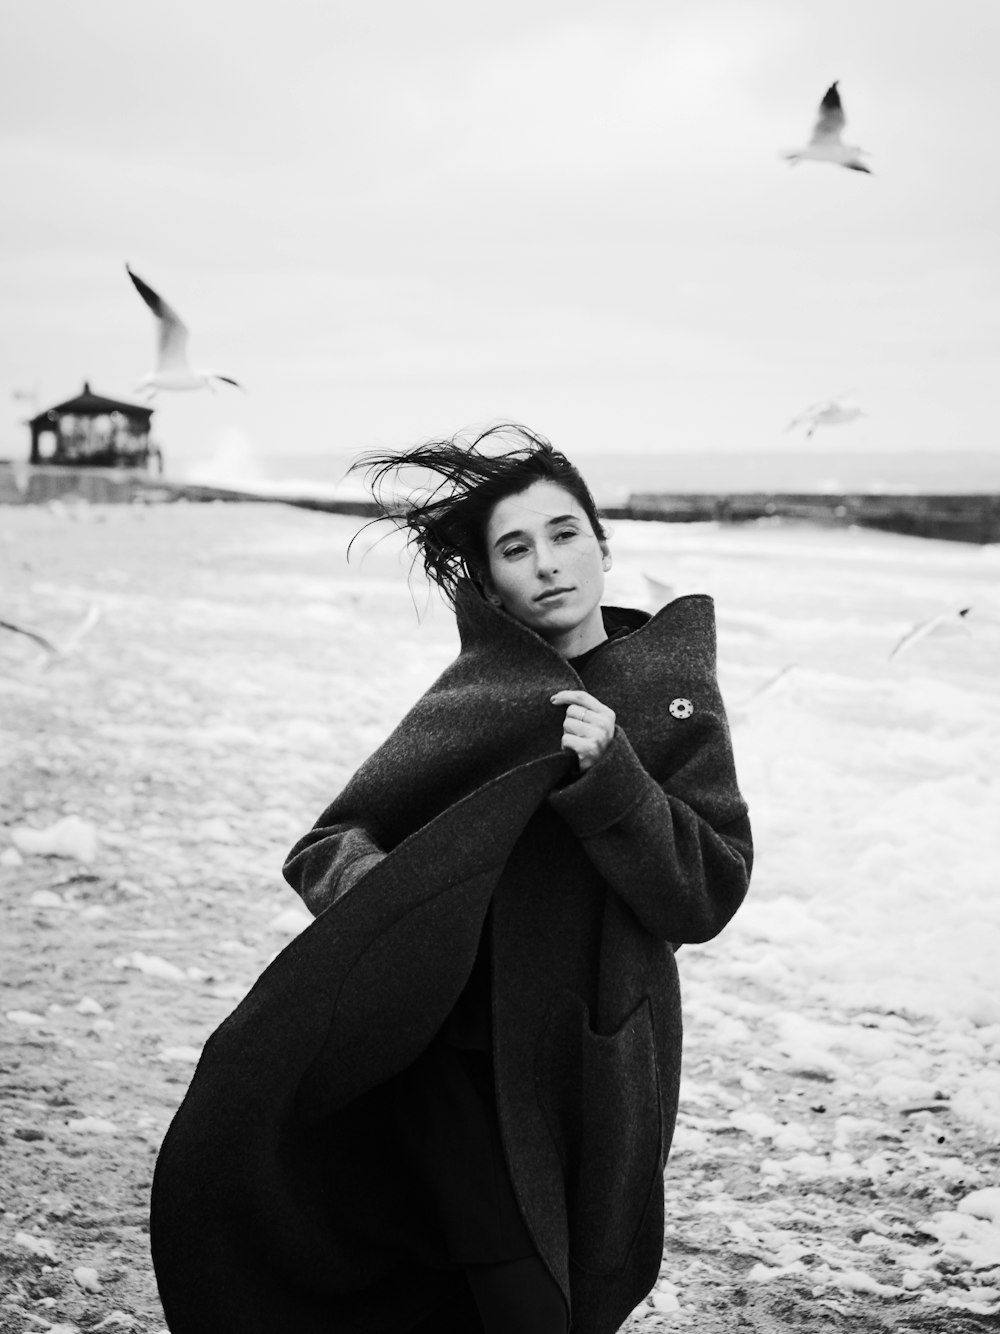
[{"x1": 150, "y1": 426, "x2": 752, "y2": 1334}]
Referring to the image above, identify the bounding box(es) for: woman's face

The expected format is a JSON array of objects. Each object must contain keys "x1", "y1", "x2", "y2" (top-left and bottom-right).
[{"x1": 483, "y1": 480, "x2": 610, "y2": 655}]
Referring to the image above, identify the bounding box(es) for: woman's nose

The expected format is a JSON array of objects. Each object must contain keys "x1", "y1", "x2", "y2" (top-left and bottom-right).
[{"x1": 534, "y1": 542, "x2": 559, "y2": 576}]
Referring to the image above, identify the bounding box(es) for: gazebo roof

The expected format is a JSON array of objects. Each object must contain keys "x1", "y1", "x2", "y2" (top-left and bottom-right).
[{"x1": 30, "y1": 382, "x2": 153, "y2": 425}]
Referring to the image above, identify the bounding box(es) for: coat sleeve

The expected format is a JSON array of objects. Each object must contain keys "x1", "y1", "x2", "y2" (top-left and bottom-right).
[
  {"x1": 282, "y1": 821, "x2": 388, "y2": 918},
  {"x1": 546, "y1": 720, "x2": 752, "y2": 944}
]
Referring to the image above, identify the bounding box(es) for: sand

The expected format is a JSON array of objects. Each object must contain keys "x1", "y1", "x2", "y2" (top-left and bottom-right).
[{"x1": 1, "y1": 500, "x2": 998, "y2": 1333}]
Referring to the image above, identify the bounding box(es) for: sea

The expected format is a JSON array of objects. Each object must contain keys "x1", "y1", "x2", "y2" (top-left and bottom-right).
[{"x1": 245, "y1": 449, "x2": 1000, "y2": 508}]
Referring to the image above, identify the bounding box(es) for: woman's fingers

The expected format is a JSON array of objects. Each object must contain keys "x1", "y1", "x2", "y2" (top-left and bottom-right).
[
  {"x1": 562, "y1": 715, "x2": 607, "y2": 737},
  {"x1": 551, "y1": 689, "x2": 615, "y2": 772},
  {"x1": 560, "y1": 732, "x2": 593, "y2": 756},
  {"x1": 551, "y1": 690, "x2": 615, "y2": 726},
  {"x1": 560, "y1": 730, "x2": 605, "y2": 772},
  {"x1": 551, "y1": 688, "x2": 614, "y2": 717}
]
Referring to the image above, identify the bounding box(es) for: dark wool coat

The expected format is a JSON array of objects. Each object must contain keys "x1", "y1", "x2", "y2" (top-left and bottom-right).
[{"x1": 150, "y1": 586, "x2": 752, "y2": 1334}]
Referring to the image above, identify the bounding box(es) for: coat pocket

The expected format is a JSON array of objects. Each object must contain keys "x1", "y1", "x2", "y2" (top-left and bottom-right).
[{"x1": 537, "y1": 992, "x2": 663, "y2": 1276}]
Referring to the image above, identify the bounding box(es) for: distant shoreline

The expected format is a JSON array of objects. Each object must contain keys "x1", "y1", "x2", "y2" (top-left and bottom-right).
[
  {"x1": 3, "y1": 461, "x2": 998, "y2": 545},
  {"x1": 192, "y1": 449, "x2": 1000, "y2": 505},
  {"x1": 4, "y1": 449, "x2": 1000, "y2": 502}
]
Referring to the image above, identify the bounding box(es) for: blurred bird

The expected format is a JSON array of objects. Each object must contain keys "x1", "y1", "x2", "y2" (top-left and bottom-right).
[
  {"x1": 0, "y1": 603, "x2": 100, "y2": 668},
  {"x1": 738, "y1": 663, "x2": 797, "y2": 708},
  {"x1": 889, "y1": 607, "x2": 972, "y2": 661},
  {"x1": 728, "y1": 664, "x2": 797, "y2": 730},
  {"x1": 642, "y1": 572, "x2": 675, "y2": 609},
  {"x1": 786, "y1": 397, "x2": 866, "y2": 439},
  {"x1": 126, "y1": 264, "x2": 243, "y2": 396},
  {"x1": 0, "y1": 616, "x2": 57, "y2": 656},
  {"x1": 783, "y1": 81, "x2": 872, "y2": 174}
]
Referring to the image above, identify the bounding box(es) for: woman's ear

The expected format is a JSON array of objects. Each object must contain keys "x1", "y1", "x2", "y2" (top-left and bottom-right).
[
  {"x1": 600, "y1": 543, "x2": 612, "y2": 572},
  {"x1": 481, "y1": 576, "x2": 503, "y2": 608}
]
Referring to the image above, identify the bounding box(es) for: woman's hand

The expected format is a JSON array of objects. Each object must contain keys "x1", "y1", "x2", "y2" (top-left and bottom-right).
[{"x1": 550, "y1": 690, "x2": 616, "y2": 773}]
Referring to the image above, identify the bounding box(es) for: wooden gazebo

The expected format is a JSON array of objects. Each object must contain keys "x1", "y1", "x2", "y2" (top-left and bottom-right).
[{"x1": 28, "y1": 383, "x2": 160, "y2": 471}]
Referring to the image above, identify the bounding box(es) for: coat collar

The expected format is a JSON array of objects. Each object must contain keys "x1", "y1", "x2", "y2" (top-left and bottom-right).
[{"x1": 453, "y1": 579, "x2": 717, "y2": 681}]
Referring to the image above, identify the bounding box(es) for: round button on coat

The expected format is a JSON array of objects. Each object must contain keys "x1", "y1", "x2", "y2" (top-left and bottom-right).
[{"x1": 669, "y1": 698, "x2": 694, "y2": 719}]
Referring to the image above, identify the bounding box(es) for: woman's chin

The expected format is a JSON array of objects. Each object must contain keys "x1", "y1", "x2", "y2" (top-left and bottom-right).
[
  {"x1": 525, "y1": 604, "x2": 577, "y2": 635},
  {"x1": 530, "y1": 606, "x2": 605, "y2": 650}
]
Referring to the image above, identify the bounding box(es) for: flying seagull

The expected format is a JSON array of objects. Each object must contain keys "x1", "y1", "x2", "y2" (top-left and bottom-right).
[
  {"x1": 737, "y1": 663, "x2": 797, "y2": 709},
  {"x1": 783, "y1": 81, "x2": 871, "y2": 173},
  {"x1": 0, "y1": 616, "x2": 58, "y2": 656},
  {"x1": 727, "y1": 664, "x2": 797, "y2": 730},
  {"x1": 0, "y1": 603, "x2": 100, "y2": 666},
  {"x1": 126, "y1": 264, "x2": 244, "y2": 396},
  {"x1": 786, "y1": 397, "x2": 866, "y2": 439},
  {"x1": 889, "y1": 607, "x2": 973, "y2": 661},
  {"x1": 642, "y1": 571, "x2": 675, "y2": 609}
]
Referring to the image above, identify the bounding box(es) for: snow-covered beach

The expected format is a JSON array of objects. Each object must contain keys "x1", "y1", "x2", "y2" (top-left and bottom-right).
[{"x1": 1, "y1": 501, "x2": 999, "y2": 1333}]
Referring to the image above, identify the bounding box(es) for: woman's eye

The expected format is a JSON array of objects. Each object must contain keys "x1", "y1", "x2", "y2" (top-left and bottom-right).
[
  {"x1": 503, "y1": 544, "x2": 528, "y2": 559},
  {"x1": 554, "y1": 529, "x2": 577, "y2": 542}
]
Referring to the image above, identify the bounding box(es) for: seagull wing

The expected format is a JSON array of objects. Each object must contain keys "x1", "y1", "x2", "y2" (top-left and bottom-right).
[
  {"x1": 0, "y1": 617, "x2": 58, "y2": 655},
  {"x1": 642, "y1": 572, "x2": 675, "y2": 608},
  {"x1": 786, "y1": 400, "x2": 826, "y2": 431},
  {"x1": 738, "y1": 664, "x2": 796, "y2": 709},
  {"x1": 59, "y1": 603, "x2": 101, "y2": 654},
  {"x1": 823, "y1": 405, "x2": 864, "y2": 425},
  {"x1": 889, "y1": 608, "x2": 973, "y2": 661},
  {"x1": 811, "y1": 405, "x2": 841, "y2": 425},
  {"x1": 810, "y1": 81, "x2": 846, "y2": 145},
  {"x1": 126, "y1": 265, "x2": 191, "y2": 372},
  {"x1": 889, "y1": 617, "x2": 935, "y2": 660}
]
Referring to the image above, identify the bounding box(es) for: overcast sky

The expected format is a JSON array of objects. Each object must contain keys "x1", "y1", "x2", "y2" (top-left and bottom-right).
[{"x1": 2, "y1": 0, "x2": 998, "y2": 477}]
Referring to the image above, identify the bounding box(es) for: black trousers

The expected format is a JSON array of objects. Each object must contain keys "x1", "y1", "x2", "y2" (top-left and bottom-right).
[
  {"x1": 393, "y1": 1036, "x2": 569, "y2": 1333},
  {"x1": 393, "y1": 1036, "x2": 537, "y2": 1265},
  {"x1": 409, "y1": 1260, "x2": 567, "y2": 1334},
  {"x1": 465, "y1": 1257, "x2": 568, "y2": 1334}
]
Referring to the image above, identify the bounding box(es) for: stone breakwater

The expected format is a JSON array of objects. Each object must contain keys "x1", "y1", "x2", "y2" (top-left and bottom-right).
[{"x1": 2, "y1": 461, "x2": 999, "y2": 544}]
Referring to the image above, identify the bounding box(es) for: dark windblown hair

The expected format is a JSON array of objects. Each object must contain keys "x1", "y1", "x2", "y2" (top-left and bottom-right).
[{"x1": 349, "y1": 423, "x2": 606, "y2": 604}]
